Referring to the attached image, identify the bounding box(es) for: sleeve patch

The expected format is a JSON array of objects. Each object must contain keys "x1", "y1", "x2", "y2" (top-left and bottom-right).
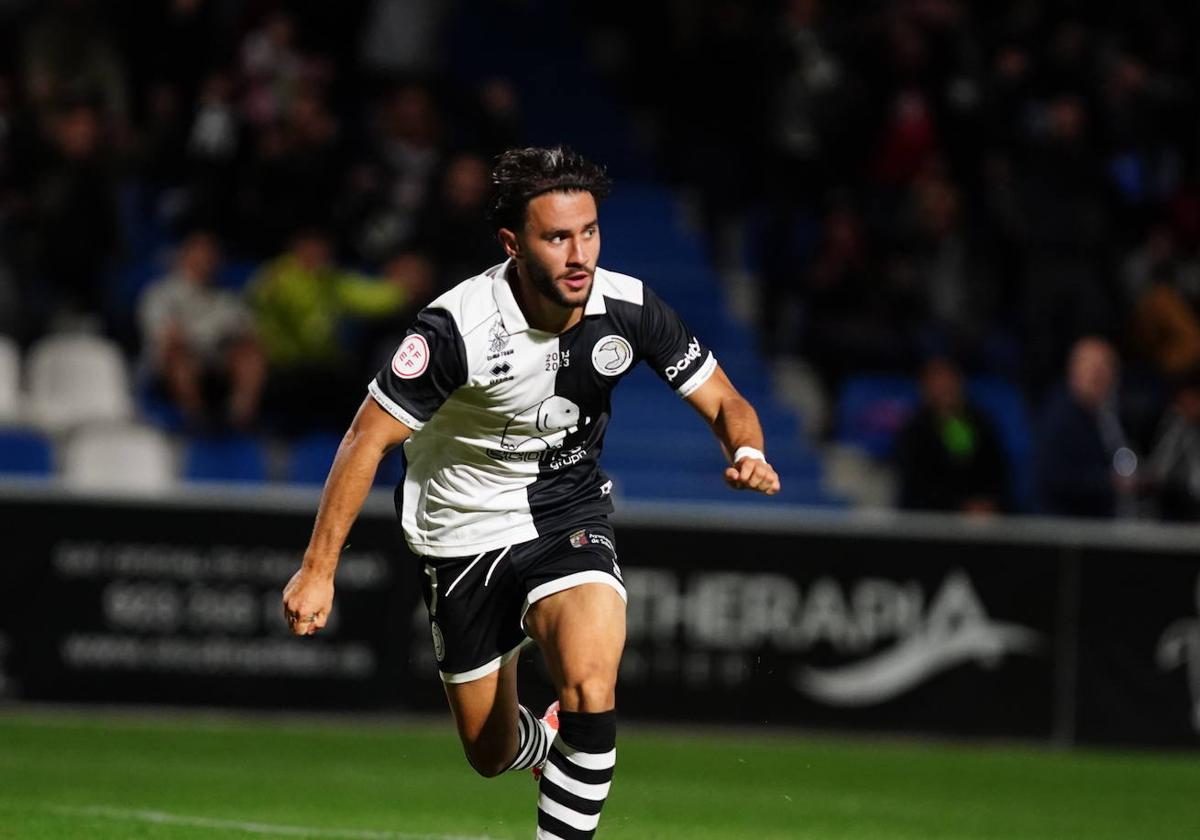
[{"x1": 391, "y1": 334, "x2": 430, "y2": 379}]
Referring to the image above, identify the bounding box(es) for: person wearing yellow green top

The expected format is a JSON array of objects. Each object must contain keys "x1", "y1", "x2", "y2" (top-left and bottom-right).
[{"x1": 249, "y1": 228, "x2": 429, "y2": 432}]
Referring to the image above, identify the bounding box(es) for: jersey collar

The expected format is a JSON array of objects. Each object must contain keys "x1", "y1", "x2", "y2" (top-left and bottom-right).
[{"x1": 492, "y1": 259, "x2": 607, "y2": 334}]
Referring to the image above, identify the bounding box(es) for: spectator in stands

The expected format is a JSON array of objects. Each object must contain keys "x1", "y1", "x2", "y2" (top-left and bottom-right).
[
  {"x1": 26, "y1": 97, "x2": 120, "y2": 328},
  {"x1": 345, "y1": 82, "x2": 444, "y2": 264},
  {"x1": 1147, "y1": 374, "x2": 1200, "y2": 521},
  {"x1": 418, "y1": 153, "x2": 499, "y2": 293},
  {"x1": 896, "y1": 357, "x2": 1009, "y2": 514},
  {"x1": 139, "y1": 231, "x2": 264, "y2": 431},
  {"x1": 248, "y1": 228, "x2": 425, "y2": 432},
  {"x1": 1035, "y1": 337, "x2": 1135, "y2": 518}
]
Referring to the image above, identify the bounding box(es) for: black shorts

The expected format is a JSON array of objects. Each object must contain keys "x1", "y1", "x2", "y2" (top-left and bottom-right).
[{"x1": 418, "y1": 518, "x2": 626, "y2": 684}]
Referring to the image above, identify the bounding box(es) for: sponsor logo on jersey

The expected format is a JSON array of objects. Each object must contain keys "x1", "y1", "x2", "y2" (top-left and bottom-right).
[
  {"x1": 591, "y1": 334, "x2": 633, "y2": 376},
  {"x1": 488, "y1": 361, "x2": 514, "y2": 385},
  {"x1": 499, "y1": 396, "x2": 585, "y2": 452},
  {"x1": 431, "y1": 621, "x2": 446, "y2": 663},
  {"x1": 568, "y1": 529, "x2": 616, "y2": 556},
  {"x1": 486, "y1": 444, "x2": 587, "y2": 468},
  {"x1": 1157, "y1": 574, "x2": 1200, "y2": 733},
  {"x1": 392, "y1": 334, "x2": 430, "y2": 379},
  {"x1": 665, "y1": 337, "x2": 702, "y2": 382}
]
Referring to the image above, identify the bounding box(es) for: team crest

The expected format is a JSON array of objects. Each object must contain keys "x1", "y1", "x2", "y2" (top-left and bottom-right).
[
  {"x1": 568, "y1": 529, "x2": 590, "y2": 548},
  {"x1": 591, "y1": 335, "x2": 633, "y2": 376},
  {"x1": 489, "y1": 319, "x2": 510, "y2": 354}
]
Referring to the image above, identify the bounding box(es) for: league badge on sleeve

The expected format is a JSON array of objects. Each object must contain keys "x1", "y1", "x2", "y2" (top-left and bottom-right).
[{"x1": 392, "y1": 334, "x2": 430, "y2": 379}]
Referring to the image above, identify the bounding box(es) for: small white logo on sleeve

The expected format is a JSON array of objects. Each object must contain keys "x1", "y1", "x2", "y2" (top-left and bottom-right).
[
  {"x1": 392, "y1": 334, "x2": 430, "y2": 379},
  {"x1": 665, "y1": 337, "x2": 702, "y2": 381},
  {"x1": 591, "y1": 335, "x2": 633, "y2": 376}
]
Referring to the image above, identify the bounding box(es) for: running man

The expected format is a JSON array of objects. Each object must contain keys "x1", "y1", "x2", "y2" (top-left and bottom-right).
[{"x1": 282, "y1": 146, "x2": 780, "y2": 839}]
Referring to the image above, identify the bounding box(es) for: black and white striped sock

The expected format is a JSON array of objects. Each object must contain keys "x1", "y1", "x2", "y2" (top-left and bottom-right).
[
  {"x1": 536, "y1": 709, "x2": 616, "y2": 840},
  {"x1": 505, "y1": 705, "x2": 553, "y2": 772}
]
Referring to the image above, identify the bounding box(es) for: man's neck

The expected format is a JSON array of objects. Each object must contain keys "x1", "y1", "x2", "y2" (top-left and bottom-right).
[{"x1": 508, "y1": 262, "x2": 583, "y2": 334}]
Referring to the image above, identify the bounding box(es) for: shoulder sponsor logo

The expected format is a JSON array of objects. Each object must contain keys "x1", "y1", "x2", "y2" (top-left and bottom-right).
[
  {"x1": 793, "y1": 571, "x2": 1043, "y2": 706},
  {"x1": 665, "y1": 338, "x2": 702, "y2": 382},
  {"x1": 1156, "y1": 574, "x2": 1200, "y2": 732},
  {"x1": 391, "y1": 334, "x2": 430, "y2": 379},
  {"x1": 592, "y1": 335, "x2": 633, "y2": 376}
]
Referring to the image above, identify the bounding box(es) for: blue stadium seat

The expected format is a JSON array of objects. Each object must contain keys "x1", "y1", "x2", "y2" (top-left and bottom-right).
[
  {"x1": 835, "y1": 376, "x2": 920, "y2": 459},
  {"x1": 0, "y1": 429, "x2": 54, "y2": 477},
  {"x1": 183, "y1": 435, "x2": 268, "y2": 483},
  {"x1": 286, "y1": 433, "x2": 342, "y2": 485}
]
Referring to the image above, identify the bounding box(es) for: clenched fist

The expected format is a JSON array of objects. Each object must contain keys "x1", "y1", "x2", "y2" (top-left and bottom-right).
[
  {"x1": 281, "y1": 567, "x2": 334, "y2": 636},
  {"x1": 724, "y1": 456, "x2": 781, "y2": 495}
]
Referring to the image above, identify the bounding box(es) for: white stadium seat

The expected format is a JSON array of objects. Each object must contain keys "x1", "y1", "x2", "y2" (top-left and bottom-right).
[
  {"x1": 62, "y1": 423, "x2": 176, "y2": 492},
  {"x1": 26, "y1": 333, "x2": 134, "y2": 432},
  {"x1": 0, "y1": 334, "x2": 19, "y2": 423}
]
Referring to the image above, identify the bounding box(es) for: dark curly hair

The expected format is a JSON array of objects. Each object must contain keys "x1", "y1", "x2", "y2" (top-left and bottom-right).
[{"x1": 486, "y1": 145, "x2": 612, "y2": 232}]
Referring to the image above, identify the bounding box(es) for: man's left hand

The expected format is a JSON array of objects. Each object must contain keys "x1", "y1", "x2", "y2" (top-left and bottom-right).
[{"x1": 724, "y1": 457, "x2": 781, "y2": 495}]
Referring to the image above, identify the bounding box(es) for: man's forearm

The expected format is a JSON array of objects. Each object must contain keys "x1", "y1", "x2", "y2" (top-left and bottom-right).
[
  {"x1": 303, "y1": 429, "x2": 390, "y2": 578},
  {"x1": 710, "y1": 395, "x2": 765, "y2": 461}
]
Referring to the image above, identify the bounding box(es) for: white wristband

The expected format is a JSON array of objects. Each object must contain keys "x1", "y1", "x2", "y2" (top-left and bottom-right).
[{"x1": 732, "y1": 446, "x2": 765, "y2": 464}]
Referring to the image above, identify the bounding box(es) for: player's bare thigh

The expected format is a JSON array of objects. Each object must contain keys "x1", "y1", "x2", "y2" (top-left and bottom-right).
[
  {"x1": 524, "y1": 582, "x2": 627, "y2": 712},
  {"x1": 442, "y1": 656, "x2": 521, "y2": 777}
]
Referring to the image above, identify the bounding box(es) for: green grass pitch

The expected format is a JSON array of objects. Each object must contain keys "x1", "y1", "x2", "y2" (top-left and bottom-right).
[{"x1": 1, "y1": 709, "x2": 1198, "y2": 839}]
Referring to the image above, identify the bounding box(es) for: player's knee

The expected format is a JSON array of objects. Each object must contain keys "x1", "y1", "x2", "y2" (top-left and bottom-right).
[
  {"x1": 560, "y1": 674, "x2": 615, "y2": 712},
  {"x1": 461, "y1": 738, "x2": 513, "y2": 778}
]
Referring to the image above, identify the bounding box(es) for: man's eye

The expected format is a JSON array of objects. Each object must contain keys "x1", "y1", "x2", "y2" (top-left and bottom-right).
[{"x1": 550, "y1": 236, "x2": 564, "y2": 244}]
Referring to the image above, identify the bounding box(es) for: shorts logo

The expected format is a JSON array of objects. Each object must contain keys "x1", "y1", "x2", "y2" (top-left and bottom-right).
[
  {"x1": 592, "y1": 335, "x2": 633, "y2": 376},
  {"x1": 392, "y1": 334, "x2": 430, "y2": 379},
  {"x1": 568, "y1": 530, "x2": 590, "y2": 548},
  {"x1": 431, "y1": 621, "x2": 446, "y2": 663},
  {"x1": 612, "y1": 560, "x2": 623, "y2": 581},
  {"x1": 665, "y1": 337, "x2": 702, "y2": 382}
]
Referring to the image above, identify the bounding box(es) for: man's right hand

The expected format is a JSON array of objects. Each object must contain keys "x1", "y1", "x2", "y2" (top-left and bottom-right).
[{"x1": 282, "y1": 567, "x2": 334, "y2": 636}]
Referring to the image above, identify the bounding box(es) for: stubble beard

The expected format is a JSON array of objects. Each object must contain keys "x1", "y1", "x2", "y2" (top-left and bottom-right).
[{"x1": 529, "y1": 259, "x2": 591, "y2": 309}]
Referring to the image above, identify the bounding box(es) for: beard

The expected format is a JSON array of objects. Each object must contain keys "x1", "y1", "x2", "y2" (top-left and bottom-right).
[{"x1": 528, "y1": 257, "x2": 592, "y2": 309}]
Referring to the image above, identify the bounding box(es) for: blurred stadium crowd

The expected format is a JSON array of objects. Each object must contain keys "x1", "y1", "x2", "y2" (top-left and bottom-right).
[{"x1": 2, "y1": 0, "x2": 1200, "y2": 521}]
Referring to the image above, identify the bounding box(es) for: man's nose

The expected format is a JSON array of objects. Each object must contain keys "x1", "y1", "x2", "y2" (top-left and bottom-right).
[{"x1": 568, "y1": 237, "x2": 587, "y2": 265}]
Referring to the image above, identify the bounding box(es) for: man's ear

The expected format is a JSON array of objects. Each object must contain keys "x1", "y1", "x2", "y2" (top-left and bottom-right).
[{"x1": 497, "y1": 227, "x2": 521, "y2": 260}]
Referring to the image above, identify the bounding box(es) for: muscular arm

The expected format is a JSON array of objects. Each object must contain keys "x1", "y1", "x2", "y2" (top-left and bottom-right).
[
  {"x1": 283, "y1": 396, "x2": 414, "y2": 634},
  {"x1": 684, "y1": 365, "x2": 781, "y2": 495}
]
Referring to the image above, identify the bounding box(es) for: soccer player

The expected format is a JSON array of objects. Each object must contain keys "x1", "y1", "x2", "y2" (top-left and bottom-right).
[{"x1": 282, "y1": 146, "x2": 780, "y2": 838}]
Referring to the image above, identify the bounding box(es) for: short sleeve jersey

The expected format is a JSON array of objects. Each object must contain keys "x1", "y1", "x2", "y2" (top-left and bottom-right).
[{"x1": 369, "y1": 259, "x2": 717, "y2": 557}]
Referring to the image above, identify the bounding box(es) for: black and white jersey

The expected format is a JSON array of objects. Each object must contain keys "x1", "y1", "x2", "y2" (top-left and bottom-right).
[{"x1": 368, "y1": 259, "x2": 717, "y2": 557}]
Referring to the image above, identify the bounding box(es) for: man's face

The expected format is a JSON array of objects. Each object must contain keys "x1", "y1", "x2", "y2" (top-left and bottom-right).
[{"x1": 512, "y1": 190, "x2": 600, "y2": 309}]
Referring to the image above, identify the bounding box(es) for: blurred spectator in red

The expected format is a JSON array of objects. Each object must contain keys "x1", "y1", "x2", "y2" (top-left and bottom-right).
[
  {"x1": 896, "y1": 357, "x2": 1009, "y2": 514},
  {"x1": 249, "y1": 228, "x2": 427, "y2": 433},
  {"x1": 26, "y1": 98, "x2": 120, "y2": 327},
  {"x1": 1148, "y1": 374, "x2": 1200, "y2": 521},
  {"x1": 1035, "y1": 337, "x2": 1135, "y2": 518},
  {"x1": 138, "y1": 231, "x2": 264, "y2": 431}
]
